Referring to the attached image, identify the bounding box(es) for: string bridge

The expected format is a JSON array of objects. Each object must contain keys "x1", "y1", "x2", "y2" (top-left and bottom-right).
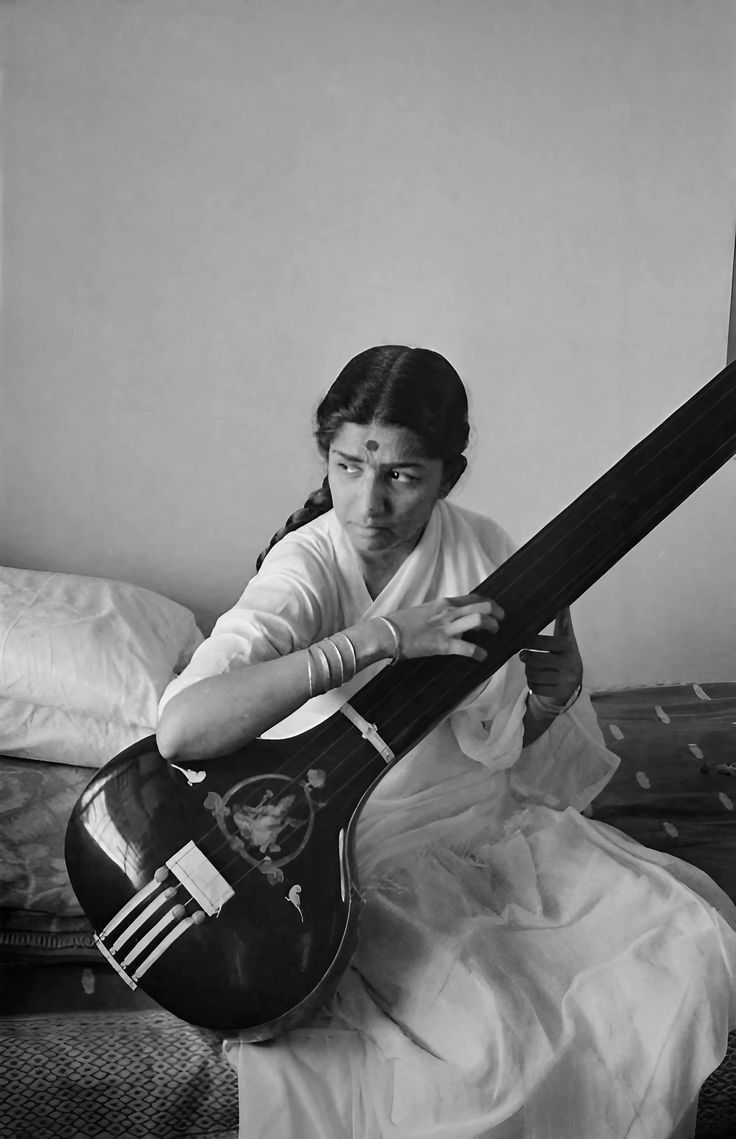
[
  {"x1": 94, "y1": 841, "x2": 234, "y2": 989},
  {"x1": 340, "y1": 701, "x2": 395, "y2": 764},
  {"x1": 165, "y1": 839, "x2": 235, "y2": 915}
]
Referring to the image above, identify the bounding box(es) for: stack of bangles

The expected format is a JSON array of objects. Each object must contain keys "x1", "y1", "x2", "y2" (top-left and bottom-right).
[{"x1": 305, "y1": 616, "x2": 402, "y2": 698}]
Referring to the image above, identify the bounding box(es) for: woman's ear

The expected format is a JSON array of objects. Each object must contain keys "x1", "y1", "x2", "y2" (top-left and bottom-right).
[{"x1": 440, "y1": 455, "x2": 467, "y2": 498}]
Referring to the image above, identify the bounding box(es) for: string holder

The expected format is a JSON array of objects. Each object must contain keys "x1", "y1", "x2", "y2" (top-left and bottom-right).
[{"x1": 92, "y1": 843, "x2": 234, "y2": 989}]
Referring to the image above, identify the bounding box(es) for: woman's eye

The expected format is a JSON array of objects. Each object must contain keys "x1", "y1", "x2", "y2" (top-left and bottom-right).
[{"x1": 388, "y1": 470, "x2": 417, "y2": 483}]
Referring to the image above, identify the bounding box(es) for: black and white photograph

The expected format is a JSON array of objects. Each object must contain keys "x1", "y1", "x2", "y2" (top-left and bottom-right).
[{"x1": 1, "y1": 2, "x2": 735, "y2": 1136}]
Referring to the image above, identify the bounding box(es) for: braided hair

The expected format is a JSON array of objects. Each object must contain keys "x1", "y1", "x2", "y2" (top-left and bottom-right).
[{"x1": 255, "y1": 345, "x2": 470, "y2": 570}]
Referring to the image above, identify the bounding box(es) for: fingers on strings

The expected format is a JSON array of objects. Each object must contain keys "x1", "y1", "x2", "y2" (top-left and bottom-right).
[
  {"x1": 446, "y1": 599, "x2": 503, "y2": 662},
  {"x1": 450, "y1": 611, "x2": 502, "y2": 638},
  {"x1": 451, "y1": 594, "x2": 505, "y2": 622}
]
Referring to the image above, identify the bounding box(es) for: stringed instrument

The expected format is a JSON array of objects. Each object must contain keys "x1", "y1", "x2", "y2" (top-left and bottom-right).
[{"x1": 65, "y1": 362, "x2": 736, "y2": 1036}]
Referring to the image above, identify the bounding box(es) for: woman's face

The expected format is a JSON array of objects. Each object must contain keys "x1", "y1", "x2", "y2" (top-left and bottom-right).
[{"x1": 327, "y1": 421, "x2": 447, "y2": 568}]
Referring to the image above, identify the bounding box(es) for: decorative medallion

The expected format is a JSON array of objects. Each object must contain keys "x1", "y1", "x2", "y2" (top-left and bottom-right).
[{"x1": 203, "y1": 769, "x2": 326, "y2": 881}]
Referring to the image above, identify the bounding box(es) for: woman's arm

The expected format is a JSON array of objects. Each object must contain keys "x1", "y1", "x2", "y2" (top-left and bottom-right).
[
  {"x1": 157, "y1": 594, "x2": 504, "y2": 762},
  {"x1": 157, "y1": 617, "x2": 390, "y2": 762}
]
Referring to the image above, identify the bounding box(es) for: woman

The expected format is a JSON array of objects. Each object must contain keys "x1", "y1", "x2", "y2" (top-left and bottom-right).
[{"x1": 158, "y1": 346, "x2": 736, "y2": 1138}]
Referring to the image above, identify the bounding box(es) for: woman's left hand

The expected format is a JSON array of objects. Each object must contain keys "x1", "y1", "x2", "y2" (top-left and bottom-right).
[{"x1": 519, "y1": 607, "x2": 583, "y2": 708}]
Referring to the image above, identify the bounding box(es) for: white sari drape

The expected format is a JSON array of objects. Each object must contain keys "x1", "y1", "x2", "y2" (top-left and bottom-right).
[{"x1": 160, "y1": 502, "x2": 736, "y2": 1139}]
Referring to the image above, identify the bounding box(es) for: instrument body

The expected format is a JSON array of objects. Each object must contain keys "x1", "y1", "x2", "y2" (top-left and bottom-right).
[
  {"x1": 65, "y1": 722, "x2": 389, "y2": 1035},
  {"x1": 65, "y1": 361, "x2": 736, "y2": 1034}
]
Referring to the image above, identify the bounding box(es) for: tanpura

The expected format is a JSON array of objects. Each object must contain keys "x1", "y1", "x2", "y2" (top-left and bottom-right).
[{"x1": 65, "y1": 362, "x2": 736, "y2": 1037}]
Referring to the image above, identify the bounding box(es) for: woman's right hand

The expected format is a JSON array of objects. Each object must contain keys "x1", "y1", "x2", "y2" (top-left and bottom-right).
[{"x1": 376, "y1": 594, "x2": 504, "y2": 663}]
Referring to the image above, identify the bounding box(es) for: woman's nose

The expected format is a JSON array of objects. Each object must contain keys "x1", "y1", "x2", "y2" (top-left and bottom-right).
[{"x1": 362, "y1": 473, "x2": 387, "y2": 516}]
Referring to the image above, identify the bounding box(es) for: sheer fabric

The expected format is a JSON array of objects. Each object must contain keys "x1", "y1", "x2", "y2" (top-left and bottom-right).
[{"x1": 160, "y1": 502, "x2": 736, "y2": 1138}]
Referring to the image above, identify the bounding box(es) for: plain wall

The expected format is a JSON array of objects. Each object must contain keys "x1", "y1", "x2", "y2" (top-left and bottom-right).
[{"x1": 1, "y1": 0, "x2": 735, "y2": 689}]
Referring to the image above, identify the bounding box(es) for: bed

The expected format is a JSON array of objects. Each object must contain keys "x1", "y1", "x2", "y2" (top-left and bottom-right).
[
  {"x1": 1, "y1": 566, "x2": 734, "y2": 1137},
  {"x1": 0, "y1": 566, "x2": 239, "y2": 1137}
]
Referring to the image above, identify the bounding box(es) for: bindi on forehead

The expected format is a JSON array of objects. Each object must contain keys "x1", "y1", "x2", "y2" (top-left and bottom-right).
[{"x1": 330, "y1": 423, "x2": 429, "y2": 468}]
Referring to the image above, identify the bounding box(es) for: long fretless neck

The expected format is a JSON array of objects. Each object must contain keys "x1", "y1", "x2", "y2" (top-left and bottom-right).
[{"x1": 348, "y1": 360, "x2": 736, "y2": 762}]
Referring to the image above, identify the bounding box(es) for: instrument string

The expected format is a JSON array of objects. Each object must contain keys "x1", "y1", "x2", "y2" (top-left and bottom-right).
[
  {"x1": 169, "y1": 408, "x2": 736, "y2": 903},
  {"x1": 161, "y1": 374, "x2": 736, "y2": 906},
  {"x1": 163, "y1": 709, "x2": 377, "y2": 877},
  {"x1": 371, "y1": 380, "x2": 736, "y2": 741},
  {"x1": 378, "y1": 438, "x2": 736, "y2": 744}
]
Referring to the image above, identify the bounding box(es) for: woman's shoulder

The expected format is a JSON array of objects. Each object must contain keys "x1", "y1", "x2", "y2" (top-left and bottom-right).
[
  {"x1": 258, "y1": 509, "x2": 337, "y2": 574},
  {"x1": 212, "y1": 512, "x2": 338, "y2": 643},
  {"x1": 439, "y1": 500, "x2": 517, "y2": 563}
]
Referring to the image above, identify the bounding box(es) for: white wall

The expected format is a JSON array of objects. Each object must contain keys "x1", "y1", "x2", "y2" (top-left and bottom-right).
[{"x1": 1, "y1": 0, "x2": 734, "y2": 688}]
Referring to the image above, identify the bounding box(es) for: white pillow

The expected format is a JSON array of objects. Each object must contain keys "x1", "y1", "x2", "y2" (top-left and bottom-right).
[{"x1": 0, "y1": 567, "x2": 204, "y2": 767}]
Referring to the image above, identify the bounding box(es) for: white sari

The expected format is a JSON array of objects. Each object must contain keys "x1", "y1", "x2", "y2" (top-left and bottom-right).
[{"x1": 160, "y1": 501, "x2": 736, "y2": 1139}]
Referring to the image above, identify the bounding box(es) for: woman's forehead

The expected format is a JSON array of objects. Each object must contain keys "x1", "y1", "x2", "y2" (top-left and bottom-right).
[{"x1": 330, "y1": 421, "x2": 427, "y2": 461}]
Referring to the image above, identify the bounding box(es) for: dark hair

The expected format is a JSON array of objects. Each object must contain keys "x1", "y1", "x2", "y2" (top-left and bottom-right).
[{"x1": 255, "y1": 345, "x2": 469, "y2": 570}]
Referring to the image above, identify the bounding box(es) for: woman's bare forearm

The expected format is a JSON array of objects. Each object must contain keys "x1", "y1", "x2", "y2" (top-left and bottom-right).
[{"x1": 156, "y1": 618, "x2": 392, "y2": 762}]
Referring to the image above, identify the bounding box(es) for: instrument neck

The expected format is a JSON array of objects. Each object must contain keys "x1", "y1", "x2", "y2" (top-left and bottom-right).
[{"x1": 351, "y1": 360, "x2": 736, "y2": 761}]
